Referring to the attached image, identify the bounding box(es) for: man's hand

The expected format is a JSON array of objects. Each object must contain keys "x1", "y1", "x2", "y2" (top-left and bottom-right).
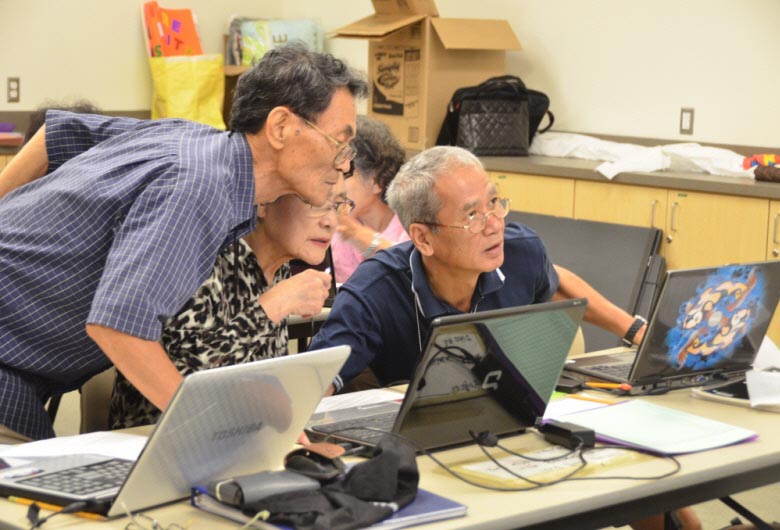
[{"x1": 259, "y1": 269, "x2": 331, "y2": 322}]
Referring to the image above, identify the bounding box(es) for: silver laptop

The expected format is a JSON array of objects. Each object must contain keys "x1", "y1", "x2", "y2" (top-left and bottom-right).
[
  {"x1": 0, "y1": 346, "x2": 349, "y2": 517},
  {"x1": 566, "y1": 261, "x2": 780, "y2": 394},
  {"x1": 307, "y1": 299, "x2": 587, "y2": 451}
]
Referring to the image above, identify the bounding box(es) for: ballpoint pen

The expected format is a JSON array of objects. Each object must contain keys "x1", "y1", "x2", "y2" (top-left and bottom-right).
[{"x1": 7, "y1": 496, "x2": 107, "y2": 521}]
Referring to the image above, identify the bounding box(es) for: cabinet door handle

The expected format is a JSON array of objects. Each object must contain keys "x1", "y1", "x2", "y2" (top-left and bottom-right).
[
  {"x1": 774, "y1": 213, "x2": 780, "y2": 245},
  {"x1": 649, "y1": 199, "x2": 658, "y2": 228},
  {"x1": 666, "y1": 202, "x2": 679, "y2": 243}
]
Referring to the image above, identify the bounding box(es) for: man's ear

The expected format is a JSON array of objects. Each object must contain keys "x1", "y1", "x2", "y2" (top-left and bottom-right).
[
  {"x1": 409, "y1": 223, "x2": 435, "y2": 257},
  {"x1": 265, "y1": 106, "x2": 293, "y2": 150}
]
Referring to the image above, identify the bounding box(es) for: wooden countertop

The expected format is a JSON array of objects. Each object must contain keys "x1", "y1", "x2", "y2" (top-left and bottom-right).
[{"x1": 482, "y1": 155, "x2": 780, "y2": 201}]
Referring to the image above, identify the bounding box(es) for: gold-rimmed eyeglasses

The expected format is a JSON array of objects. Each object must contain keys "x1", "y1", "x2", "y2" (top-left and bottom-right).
[
  {"x1": 301, "y1": 117, "x2": 356, "y2": 168},
  {"x1": 304, "y1": 197, "x2": 356, "y2": 217},
  {"x1": 122, "y1": 503, "x2": 190, "y2": 530},
  {"x1": 420, "y1": 197, "x2": 511, "y2": 234}
]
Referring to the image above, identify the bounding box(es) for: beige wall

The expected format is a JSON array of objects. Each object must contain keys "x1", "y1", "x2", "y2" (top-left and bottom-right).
[
  {"x1": 0, "y1": 0, "x2": 283, "y2": 110},
  {"x1": 1, "y1": 0, "x2": 778, "y2": 147}
]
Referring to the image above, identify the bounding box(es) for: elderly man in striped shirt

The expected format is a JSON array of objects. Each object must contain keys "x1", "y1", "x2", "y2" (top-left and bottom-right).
[{"x1": 0, "y1": 43, "x2": 366, "y2": 441}]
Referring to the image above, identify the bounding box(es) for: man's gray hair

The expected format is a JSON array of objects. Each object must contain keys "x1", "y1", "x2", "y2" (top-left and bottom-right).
[
  {"x1": 386, "y1": 146, "x2": 484, "y2": 231},
  {"x1": 230, "y1": 42, "x2": 368, "y2": 133}
]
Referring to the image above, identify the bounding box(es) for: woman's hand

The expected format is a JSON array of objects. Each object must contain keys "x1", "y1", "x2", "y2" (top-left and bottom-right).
[
  {"x1": 336, "y1": 213, "x2": 365, "y2": 242},
  {"x1": 259, "y1": 269, "x2": 332, "y2": 322}
]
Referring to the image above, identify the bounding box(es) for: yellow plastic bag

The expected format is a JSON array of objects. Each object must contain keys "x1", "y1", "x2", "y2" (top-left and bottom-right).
[{"x1": 149, "y1": 53, "x2": 226, "y2": 130}]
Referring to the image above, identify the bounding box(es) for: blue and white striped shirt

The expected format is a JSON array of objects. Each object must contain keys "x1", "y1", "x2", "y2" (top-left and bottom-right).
[{"x1": 0, "y1": 111, "x2": 256, "y2": 386}]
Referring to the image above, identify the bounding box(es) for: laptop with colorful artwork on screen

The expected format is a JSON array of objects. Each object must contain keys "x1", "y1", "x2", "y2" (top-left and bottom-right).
[{"x1": 565, "y1": 261, "x2": 780, "y2": 394}]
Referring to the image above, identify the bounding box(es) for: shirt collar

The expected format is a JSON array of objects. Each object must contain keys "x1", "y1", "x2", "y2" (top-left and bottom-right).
[
  {"x1": 228, "y1": 133, "x2": 257, "y2": 237},
  {"x1": 409, "y1": 247, "x2": 507, "y2": 318}
]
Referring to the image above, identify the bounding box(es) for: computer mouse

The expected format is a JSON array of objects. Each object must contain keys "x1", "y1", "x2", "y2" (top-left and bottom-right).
[{"x1": 285, "y1": 442, "x2": 346, "y2": 482}]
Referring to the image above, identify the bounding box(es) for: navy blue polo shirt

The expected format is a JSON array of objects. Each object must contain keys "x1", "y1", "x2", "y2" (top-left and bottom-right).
[{"x1": 310, "y1": 222, "x2": 559, "y2": 390}]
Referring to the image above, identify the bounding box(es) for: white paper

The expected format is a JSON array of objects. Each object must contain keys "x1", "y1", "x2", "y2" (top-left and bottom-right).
[
  {"x1": 746, "y1": 369, "x2": 780, "y2": 408},
  {"x1": 314, "y1": 388, "x2": 403, "y2": 414},
  {"x1": 752, "y1": 335, "x2": 780, "y2": 371},
  {"x1": 557, "y1": 400, "x2": 755, "y2": 454},
  {"x1": 530, "y1": 132, "x2": 754, "y2": 180},
  {"x1": 543, "y1": 394, "x2": 612, "y2": 419},
  {"x1": 0, "y1": 431, "x2": 146, "y2": 461}
]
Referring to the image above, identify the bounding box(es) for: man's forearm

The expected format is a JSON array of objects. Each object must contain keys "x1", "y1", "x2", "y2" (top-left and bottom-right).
[
  {"x1": 86, "y1": 323, "x2": 183, "y2": 412},
  {"x1": 553, "y1": 265, "x2": 638, "y2": 341},
  {"x1": 0, "y1": 126, "x2": 49, "y2": 199}
]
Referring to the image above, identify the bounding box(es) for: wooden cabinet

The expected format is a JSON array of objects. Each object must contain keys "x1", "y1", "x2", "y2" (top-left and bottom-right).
[
  {"x1": 766, "y1": 200, "x2": 780, "y2": 343},
  {"x1": 0, "y1": 155, "x2": 10, "y2": 172},
  {"x1": 663, "y1": 190, "x2": 768, "y2": 270},
  {"x1": 574, "y1": 181, "x2": 667, "y2": 230},
  {"x1": 488, "y1": 171, "x2": 574, "y2": 217},
  {"x1": 490, "y1": 169, "x2": 779, "y2": 343}
]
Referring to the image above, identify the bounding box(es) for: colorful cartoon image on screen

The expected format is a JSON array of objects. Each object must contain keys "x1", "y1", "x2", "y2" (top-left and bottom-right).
[{"x1": 665, "y1": 265, "x2": 762, "y2": 370}]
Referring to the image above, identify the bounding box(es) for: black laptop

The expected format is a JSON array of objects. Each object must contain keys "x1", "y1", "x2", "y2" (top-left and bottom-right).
[
  {"x1": 307, "y1": 298, "x2": 587, "y2": 451},
  {"x1": 566, "y1": 261, "x2": 780, "y2": 394}
]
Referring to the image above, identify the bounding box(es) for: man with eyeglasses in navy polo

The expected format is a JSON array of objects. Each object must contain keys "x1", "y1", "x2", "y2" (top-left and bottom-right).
[
  {"x1": 0, "y1": 43, "x2": 367, "y2": 442},
  {"x1": 310, "y1": 145, "x2": 704, "y2": 530},
  {"x1": 311, "y1": 146, "x2": 650, "y2": 395}
]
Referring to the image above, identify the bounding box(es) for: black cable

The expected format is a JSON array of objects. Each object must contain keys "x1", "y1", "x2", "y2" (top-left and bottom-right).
[
  {"x1": 324, "y1": 426, "x2": 682, "y2": 493},
  {"x1": 27, "y1": 501, "x2": 89, "y2": 529},
  {"x1": 568, "y1": 444, "x2": 683, "y2": 481},
  {"x1": 472, "y1": 434, "x2": 588, "y2": 487}
]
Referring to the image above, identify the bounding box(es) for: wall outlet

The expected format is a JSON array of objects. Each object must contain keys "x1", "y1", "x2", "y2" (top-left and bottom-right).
[
  {"x1": 679, "y1": 107, "x2": 694, "y2": 135},
  {"x1": 7, "y1": 77, "x2": 20, "y2": 103}
]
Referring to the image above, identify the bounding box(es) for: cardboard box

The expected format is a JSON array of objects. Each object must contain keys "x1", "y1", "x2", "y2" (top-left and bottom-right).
[{"x1": 332, "y1": 0, "x2": 521, "y2": 150}]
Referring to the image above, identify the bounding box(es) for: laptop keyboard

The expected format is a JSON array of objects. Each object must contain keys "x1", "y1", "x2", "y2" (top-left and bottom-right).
[
  {"x1": 18, "y1": 458, "x2": 133, "y2": 497},
  {"x1": 590, "y1": 362, "x2": 632, "y2": 380},
  {"x1": 314, "y1": 411, "x2": 397, "y2": 445}
]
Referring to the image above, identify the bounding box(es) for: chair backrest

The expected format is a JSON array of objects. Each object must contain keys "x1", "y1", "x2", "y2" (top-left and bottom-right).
[
  {"x1": 507, "y1": 211, "x2": 664, "y2": 351},
  {"x1": 79, "y1": 367, "x2": 116, "y2": 433}
]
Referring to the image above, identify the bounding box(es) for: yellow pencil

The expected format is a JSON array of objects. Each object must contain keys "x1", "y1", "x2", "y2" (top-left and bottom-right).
[
  {"x1": 584, "y1": 381, "x2": 633, "y2": 391},
  {"x1": 567, "y1": 393, "x2": 615, "y2": 405},
  {"x1": 8, "y1": 496, "x2": 108, "y2": 521}
]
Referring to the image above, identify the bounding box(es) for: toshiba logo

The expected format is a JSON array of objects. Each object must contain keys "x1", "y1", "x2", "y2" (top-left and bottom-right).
[{"x1": 211, "y1": 421, "x2": 264, "y2": 441}]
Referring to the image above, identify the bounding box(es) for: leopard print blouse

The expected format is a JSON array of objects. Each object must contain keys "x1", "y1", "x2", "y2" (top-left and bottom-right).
[{"x1": 109, "y1": 240, "x2": 290, "y2": 429}]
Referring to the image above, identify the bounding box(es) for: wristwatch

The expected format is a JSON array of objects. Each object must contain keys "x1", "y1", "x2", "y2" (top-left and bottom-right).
[
  {"x1": 361, "y1": 232, "x2": 382, "y2": 258},
  {"x1": 622, "y1": 315, "x2": 647, "y2": 346}
]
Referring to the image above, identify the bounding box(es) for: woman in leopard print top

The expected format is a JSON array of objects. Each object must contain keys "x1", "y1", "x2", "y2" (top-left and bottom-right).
[{"x1": 109, "y1": 187, "x2": 352, "y2": 429}]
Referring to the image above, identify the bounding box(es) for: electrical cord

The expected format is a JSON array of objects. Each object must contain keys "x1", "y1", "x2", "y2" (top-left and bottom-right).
[
  {"x1": 27, "y1": 500, "x2": 89, "y2": 529},
  {"x1": 324, "y1": 426, "x2": 682, "y2": 492}
]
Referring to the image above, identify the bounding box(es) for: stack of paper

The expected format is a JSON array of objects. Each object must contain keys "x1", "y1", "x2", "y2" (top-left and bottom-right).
[{"x1": 551, "y1": 400, "x2": 756, "y2": 455}]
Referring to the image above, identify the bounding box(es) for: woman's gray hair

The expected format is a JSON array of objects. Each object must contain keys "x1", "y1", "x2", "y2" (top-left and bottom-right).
[
  {"x1": 230, "y1": 42, "x2": 368, "y2": 133},
  {"x1": 353, "y1": 116, "x2": 406, "y2": 203},
  {"x1": 386, "y1": 146, "x2": 484, "y2": 231}
]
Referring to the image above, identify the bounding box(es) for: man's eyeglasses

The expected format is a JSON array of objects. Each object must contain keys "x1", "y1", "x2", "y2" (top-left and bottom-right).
[
  {"x1": 421, "y1": 197, "x2": 511, "y2": 234},
  {"x1": 301, "y1": 117, "x2": 356, "y2": 168},
  {"x1": 304, "y1": 197, "x2": 356, "y2": 217}
]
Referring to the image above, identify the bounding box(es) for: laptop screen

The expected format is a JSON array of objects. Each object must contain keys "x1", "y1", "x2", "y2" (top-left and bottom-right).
[
  {"x1": 394, "y1": 299, "x2": 586, "y2": 450},
  {"x1": 631, "y1": 261, "x2": 780, "y2": 382}
]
